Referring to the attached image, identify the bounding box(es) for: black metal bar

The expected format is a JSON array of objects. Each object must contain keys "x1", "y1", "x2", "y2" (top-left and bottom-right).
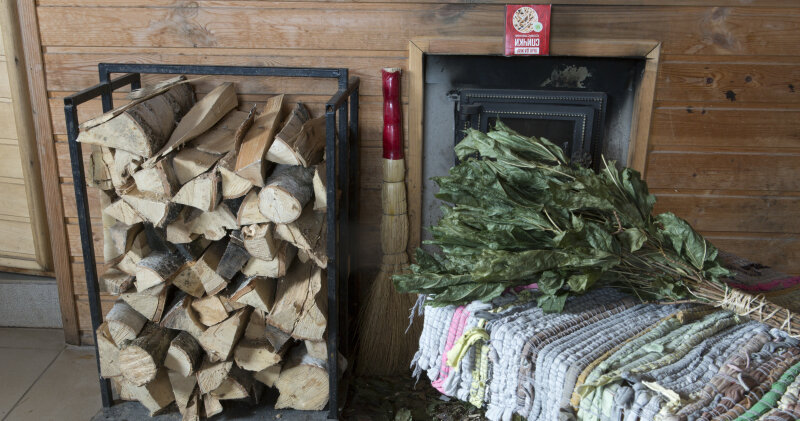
[
  {"x1": 100, "y1": 63, "x2": 343, "y2": 79},
  {"x1": 327, "y1": 77, "x2": 360, "y2": 111},
  {"x1": 65, "y1": 73, "x2": 141, "y2": 107},
  {"x1": 337, "y1": 68, "x2": 349, "y2": 91},
  {"x1": 325, "y1": 109, "x2": 339, "y2": 420},
  {"x1": 337, "y1": 102, "x2": 350, "y2": 358},
  {"x1": 348, "y1": 89, "x2": 360, "y2": 332},
  {"x1": 64, "y1": 102, "x2": 113, "y2": 408}
]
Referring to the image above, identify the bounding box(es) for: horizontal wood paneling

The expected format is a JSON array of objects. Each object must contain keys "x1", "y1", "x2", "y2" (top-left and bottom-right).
[
  {"x1": 705, "y1": 233, "x2": 800, "y2": 274},
  {"x1": 34, "y1": 0, "x2": 800, "y2": 7}
]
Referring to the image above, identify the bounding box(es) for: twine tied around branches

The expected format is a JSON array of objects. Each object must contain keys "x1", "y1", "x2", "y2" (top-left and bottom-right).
[{"x1": 716, "y1": 285, "x2": 799, "y2": 338}]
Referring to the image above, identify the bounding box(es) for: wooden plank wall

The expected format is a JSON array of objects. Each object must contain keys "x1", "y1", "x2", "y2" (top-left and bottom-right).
[{"x1": 31, "y1": 0, "x2": 800, "y2": 343}]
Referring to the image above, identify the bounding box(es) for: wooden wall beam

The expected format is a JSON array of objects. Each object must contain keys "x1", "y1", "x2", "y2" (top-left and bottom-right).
[{"x1": 16, "y1": 0, "x2": 78, "y2": 344}]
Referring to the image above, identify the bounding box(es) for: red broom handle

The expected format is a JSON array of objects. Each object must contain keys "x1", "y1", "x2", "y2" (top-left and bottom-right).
[{"x1": 382, "y1": 68, "x2": 403, "y2": 160}]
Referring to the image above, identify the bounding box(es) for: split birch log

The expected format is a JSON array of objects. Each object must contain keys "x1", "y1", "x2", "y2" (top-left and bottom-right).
[
  {"x1": 105, "y1": 222, "x2": 143, "y2": 263},
  {"x1": 77, "y1": 83, "x2": 194, "y2": 157},
  {"x1": 122, "y1": 190, "x2": 180, "y2": 227},
  {"x1": 245, "y1": 309, "x2": 292, "y2": 353},
  {"x1": 172, "y1": 147, "x2": 223, "y2": 186},
  {"x1": 135, "y1": 251, "x2": 185, "y2": 291},
  {"x1": 267, "y1": 116, "x2": 325, "y2": 167},
  {"x1": 266, "y1": 263, "x2": 326, "y2": 341},
  {"x1": 313, "y1": 161, "x2": 326, "y2": 212},
  {"x1": 274, "y1": 346, "x2": 330, "y2": 411},
  {"x1": 210, "y1": 364, "x2": 255, "y2": 400},
  {"x1": 111, "y1": 149, "x2": 143, "y2": 195},
  {"x1": 258, "y1": 164, "x2": 314, "y2": 224},
  {"x1": 97, "y1": 322, "x2": 121, "y2": 378},
  {"x1": 198, "y1": 307, "x2": 252, "y2": 362},
  {"x1": 164, "y1": 331, "x2": 203, "y2": 377},
  {"x1": 195, "y1": 241, "x2": 229, "y2": 295},
  {"x1": 114, "y1": 369, "x2": 175, "y2": 416},
  {"x1": 172, "y1": 170, "x2": 221, "y2": 212},
  {"x1": 241, "y1": 223, "x2": 278, "y2": 261},
  {"x1": 132, "y1": 158, "x2": 180, "y2": 199},
  {"x1": 101, "y1": 268, "x2": 134, "y2": 295},
  {"x1": 167, "y1": 204, "x2": 238, "y2": 243},
  {"x1": 88, "y1": 145, "x2": 113, "y2": 190},
  {"x1": 197, "y1": 358, "x2": 233, "y2": 394},
  {"x1": 120, "y1": 283, "x2": 169, "y2": 323},
  {"x1": 184, "y1": 389, "x2": 201, "y2": 421},
  {"x1": 192, "y1": 109, "x2": 249, "y2": 155},
  {"x1": 217, "y1": 150, "x2": 253, "y2": 200},
  {"x1": 235, "y1": 94, "x2": 284, "y2": 186},
  {"x1": 266, "y1": 103, "x2": 313, "y2": 165},
  {"x1": 241, "y1": 242, "x2": 296, "y2": 278},
  {"x1": 167, "y1": 371, "x2": 197, "y2": 415},
  {"x1": 237, "y1": 189, "x2": 269, "y2": 225},
  {"x1": 305, "y1": 340, "x2": 328, "y2": 361},
  {"x1": 174, "y1": 236, "x2": 212, "y2": 262},
  {"x1": 171, "y1": 262, "x2": 206, "y2": 298},
  {"x1": 275, "y1": 205, "x2": 327, "y2": 267},
  {"x1": 217, "y1": 230, "x2": 250, "y2": 280},
  {"x1": 152, "y1": 82, "x2": 237, "y2": 161},
  {"x1": 116, "y1": 230, "x2": 150, "y2": 275},
  {"x1": 161, "y1": 294, "x2": 206, "y2": 340},
  {"x1": 234, "y1": 331, "x2": 284, "y2": 372},
  {"x1": 104, "y1": 199, "x2": 143, "y2": 226},
  {"x1": 106, "y1": 300, "x2": 147, "y2": 344},
  {"x1": 254, "y1": 365, "x2": 281, "y2": 388},
  {"x1": 229, "y1": 276, "x2": 276, "y2": 314},
  {"x1": 203, "y1": 394, "x2": 223, "y2": 418},
  {"x1": 191, "y1": 295, "x2": 230, "y2": 327},
  {"x1": 119, "y1": 323, "x2": 177, "y2": 386}
]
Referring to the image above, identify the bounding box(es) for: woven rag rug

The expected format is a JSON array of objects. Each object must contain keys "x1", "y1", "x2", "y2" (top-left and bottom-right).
[{"x1": 411, "y1": 254, "x2": 800, "y2": 421}]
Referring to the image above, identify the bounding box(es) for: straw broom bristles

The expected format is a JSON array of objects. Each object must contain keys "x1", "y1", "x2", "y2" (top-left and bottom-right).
[{"x1": 356, "y1": 159, "x2": 422, "y2": 375}]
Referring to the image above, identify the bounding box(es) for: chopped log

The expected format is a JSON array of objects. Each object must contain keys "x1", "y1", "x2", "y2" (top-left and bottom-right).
[
  {"x1": 198, "y1": 308, "x2": 252, "y2": 362},
  {"x1": 195, "y1": 241, "x2": 229, "y2": 295},
  {"x1": 77, "y1": 83, "x2": 194, "y2": 157},
  {"x1": 106, "y1": 300, "x2": 147, "y2": 344},
  {"x1": 191, "y1": 295, "x2": 230, "y2": 327},
  {"x1": 172, "y1": 170, "x2": 221, "y2": 212},
  {"x1": 266, "y1": 263, "x2": 326, "y2": 341},
  {"x1": 111, "y1": 149, "x2": 143, "y2": 195},
  {"x1": 135, "y1": 251, "x2": 185, "y2": 291},
  {"x1": 305, "y1": 340, "x2": 327, "y2": 361},
  {"x1": 196, "y1": 358, "x2": 233, "y2": 394},
  {"x1": 175, "y1": 236, "x2": 212, "y2": 262},
  {"x1": 313, "y1": 161, "x2": 326, "y2": 212},
  {"x1": 245, "y1": 309, "x2": 292, "y2": 352},
  {"x1": 266, "y1": 116, "x2": 325, "y2": 167},
  {"x1": 235, "y1": 94, "x2": 285, "y2": 186},
  {"x1": 217, "y1": 230, "x2": 250, "y2": 280},
  {"x1": 132, "y1": 157, "x2": 180, "y2": 199},
  {"x1": 234, "y1": 337, "x2": 283, "y2": 373},
  {"x1": 115, "y1": 369, "x2": 175, "y2": 416},
  {"x1": 173, "y1": 147, "x2": 223, "y2": 186},
  {"x1": 275, "y1": 205, "x2": 326, "y2": 267},
  {"x1": 101, "y1": 268, "x2": 134, "y2": 295},
  {"x1": 211, "y1": 365, "x2": 254, "y2": 400},
  {"x1": 274, "y1": 347, "x2": 329, "y2": 411},
  {"x1": 161, "y1": 294, "x2": 206, "y2": 340},
  {"x1": 203, "y1": 393, "x2": 223, "y2": 418},
  {"x1": 217, "y1": 151, "x2": 253, "y2": 199},
  {"x1": 266, "y1": 103, "x2": 311, "y2": 164},
  {"x1": 242, "y1": 223, "x2": 279, "y2": 261},
  {"x1": 120, "y1": 283, "x2": 169, "y2": 324},
  {"x1": 153, "y1": 82, "x2": 237, "y2": 160},
  {"x1": 241, "y1": 242, "x2": 296, "y2": 278},
  {"x1": 117, "y1": 230, "x2": 150, "y2": 275},
  {"x1": 96, "y1": 322, "x2": 121, "y2": 378},
  {"x1": 258, "y1": 165, "x2": 314, "y2": 224},
  {"x1": 119, "y1": 323, "x2": 177, "y2": 386},
  {"x1": 122, "y1": 191, "x2": 180, "y2": 227},
  {"x1": 164, "y1": 331, "x2": 203, "y2": 377},
  {"x1": 88, "y1": 145, "x2": 113, "y2": 190},
  {"x1": 172, "y1": 263, "x2": 205, "y2": 298},
  {"x1": 192, "y1": 109, "x2": 249, "y2": 155},
  {"x1": 237, "y1": 189, "x2": 269, "y2": 225},
  {"x1": 230, "y1": 276, "x2": 276, "y2": 314},
  {"x1": 167, "y1": 371, "x2": 197, "y2": 415},
  {"x1": 104, "y1": 199, "x2": 143, "y2": 226},
  {"x1": 168, "y1": 204, "x2": 237, "y2": 243},
  {"x1": 105, "y1": 221, "x2": 143, "y2": 263},
  {"x1": 254, "y1": 365, "x2": 281, "y2": 388},
  {"x1": 183, "y1": 389, "x2": 201, "y2": 421}
]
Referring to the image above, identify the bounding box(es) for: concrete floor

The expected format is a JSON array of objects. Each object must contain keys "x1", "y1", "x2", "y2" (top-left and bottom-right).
[{"x1": 0, "y1": 328, "x2": 101, "y2": 421}]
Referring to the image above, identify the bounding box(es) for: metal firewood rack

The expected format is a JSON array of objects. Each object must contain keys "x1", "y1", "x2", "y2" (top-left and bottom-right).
[{"x1": 64, "y1": 64, "x2": 359, "y2": 420}]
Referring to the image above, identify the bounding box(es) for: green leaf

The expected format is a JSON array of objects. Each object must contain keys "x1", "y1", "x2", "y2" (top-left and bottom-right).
[
  {"x1": 538, "y1": 292, "x2": 569, "y2": 313},
  {"x1": 618, "y1": 228, "x2": 647, "y2": 253}
]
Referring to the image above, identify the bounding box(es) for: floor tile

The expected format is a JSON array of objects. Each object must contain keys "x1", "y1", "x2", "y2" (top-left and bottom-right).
[
  {"x1": 0, "y1": 328, "x2": 65, "y2": 350},
  {"x1": 5, "y1": 346, "x2": 101, "y2": 421},
  {"x1": 0, "y1": 347, "x2": 61, "y2": 419}
]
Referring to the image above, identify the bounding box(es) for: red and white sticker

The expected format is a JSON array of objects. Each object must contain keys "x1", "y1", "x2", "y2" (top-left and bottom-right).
[{"x1": 505, "y1": 5, "x2": 551, "y2": 56}]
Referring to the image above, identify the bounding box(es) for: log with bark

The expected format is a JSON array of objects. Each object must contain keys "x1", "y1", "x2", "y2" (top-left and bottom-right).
[
  {"x1": 258, "y1": 165, "x2": 314, "y2": 224},
  {"x1": 235, "y1": 95, "x2": 284, "y2": 186}
]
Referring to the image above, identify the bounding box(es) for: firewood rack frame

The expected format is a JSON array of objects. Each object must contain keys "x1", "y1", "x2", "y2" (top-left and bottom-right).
[{"x1": 63, "y1": 63, "x2": 360, "y2": 420}]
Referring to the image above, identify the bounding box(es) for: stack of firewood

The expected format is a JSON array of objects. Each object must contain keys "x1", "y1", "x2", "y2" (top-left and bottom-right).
[{"x1": 80, "y1": 76, "x2": 339, "y2": 418}]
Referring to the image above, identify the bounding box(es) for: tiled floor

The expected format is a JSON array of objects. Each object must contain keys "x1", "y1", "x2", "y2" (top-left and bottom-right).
[{"x1": 0, "y1": 328, "x2": 101, "y2": 421}]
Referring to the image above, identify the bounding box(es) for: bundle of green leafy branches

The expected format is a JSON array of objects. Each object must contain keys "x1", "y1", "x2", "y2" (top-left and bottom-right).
[{"x1": 394, "y1": 121, "x2": 734, "y2": 314}]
